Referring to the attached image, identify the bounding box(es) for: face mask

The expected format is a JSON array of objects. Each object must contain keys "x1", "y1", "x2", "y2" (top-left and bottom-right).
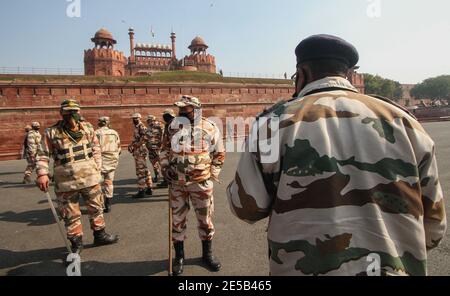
[
  {"x1": 179, "y1": 110, "x2": 194, "y2": 119},
  {"x1": 163, "y1": 114, "x2": 173, "y2": 123},
  {"x1": 63, "y1": 112, "x2": 80, "y2": 124},
  {"x1": 71, "y1": 113, "x2": 81, "y2": 123}
]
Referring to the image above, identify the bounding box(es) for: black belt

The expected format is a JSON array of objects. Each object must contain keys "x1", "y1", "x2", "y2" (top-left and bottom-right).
[
  {"x1": 58, "y1": 143, "x2": 92, "y2": 156},
  {"x1": 60, "y1": 152, "x2": 94, "y2": 165}
]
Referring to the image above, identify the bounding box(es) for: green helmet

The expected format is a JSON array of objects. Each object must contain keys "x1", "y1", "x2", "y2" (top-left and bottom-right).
[{"x1": 60, "y1": 99, "x2": 81, "y2": 112}]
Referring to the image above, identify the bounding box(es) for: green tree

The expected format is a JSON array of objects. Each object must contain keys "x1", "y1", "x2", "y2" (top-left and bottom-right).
[
  {"x1": 363, "y1": 73, "x2": 403, "y2": 100},
  {"x1": 410, "y1": 75, "x2": 450, "y2": 101}
]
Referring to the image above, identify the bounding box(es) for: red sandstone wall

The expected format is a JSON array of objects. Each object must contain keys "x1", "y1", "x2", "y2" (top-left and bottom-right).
[{"x1": 0, "y1": 82, "x2": 294, "y2": 160}]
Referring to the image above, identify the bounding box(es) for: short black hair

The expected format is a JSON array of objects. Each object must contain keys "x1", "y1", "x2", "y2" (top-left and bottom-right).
[{"x1": 300, "y1": 58, "x2": 350, "y2": 79}]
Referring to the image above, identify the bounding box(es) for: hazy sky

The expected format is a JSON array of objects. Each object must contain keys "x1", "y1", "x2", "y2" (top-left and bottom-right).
[{"x1": 0, "y1": 0, "x2": 449, "y2": 84}]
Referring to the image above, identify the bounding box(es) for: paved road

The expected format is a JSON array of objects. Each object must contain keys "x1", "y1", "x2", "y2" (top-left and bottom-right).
[{"x1": 0, "y1": 121, "x2": 449, "y2": 276}]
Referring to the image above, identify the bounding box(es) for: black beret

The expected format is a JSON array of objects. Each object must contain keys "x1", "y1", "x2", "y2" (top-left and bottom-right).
[{"x1": 295, "y1": 34, "x2": 359, "y2": 68}]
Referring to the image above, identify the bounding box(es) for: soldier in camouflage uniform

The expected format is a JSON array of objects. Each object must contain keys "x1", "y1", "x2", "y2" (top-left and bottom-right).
[
  {"x1": 160, "y1": 95, "x2": 225, "y2": 276},
  {"x1": 95, "y1": 116, "x2": 121, "y2": 213},
  {"x1": 145, "y1": 115, "x2": 163, "y2": 184},
  {"x1": 36, "y1": 99, "x2": 119, "y2": 254},
  {"x1": 159, "y1": 109, "x2": 176, "y2": 188},
  {"x1": 227, "y1": 35, "x2": 447, "y2": 276},
  {"x1": 22, "y1": 122, "x2": 41, "y2": 184},
  {"x1": 128, "y1": 113, "x2": 153, "y2": 198}
]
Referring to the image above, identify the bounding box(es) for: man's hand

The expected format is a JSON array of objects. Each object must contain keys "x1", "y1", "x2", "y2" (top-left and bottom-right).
[{"x1": 36, "y1": 175, "x2": 50, "y2": 192}]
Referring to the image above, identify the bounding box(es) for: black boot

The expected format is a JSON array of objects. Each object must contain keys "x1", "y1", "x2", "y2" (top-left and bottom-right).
[
  {"x1": 104, "y1": 198, "x2": 111, "y2": 213},
  {"x1": 93, "y1": 229, "x2": 119, "y2": 246},
  {"x1": 145, "y1": 187, "x2": 153, "y2": 196},
  {"x1": 133, "y1": 189, "x2": 146, "y2": 199},
  {"x1": 172, "y1": 241, "x2": 184, "y2": 276},
  {"x1": 202, "y1": 240, "x2": 221, "y2": 272},
  {"x1": 69, "y1": 235, "x2": 83, "y2": 254},
  {"x1": 152, "y1": 172, "x2": 159, "y2": 184}
]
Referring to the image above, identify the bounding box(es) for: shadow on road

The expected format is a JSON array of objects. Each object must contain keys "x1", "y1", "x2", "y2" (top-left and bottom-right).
[
  {"x1": 0, "y1": 247, "x2": 67, "y2": 272},
  {"x1": 1, "y1": 247, "x2": 208, "y2": 276},
  {"x1": 0, "y1": 209, "x2": 54, "y2": 226}
]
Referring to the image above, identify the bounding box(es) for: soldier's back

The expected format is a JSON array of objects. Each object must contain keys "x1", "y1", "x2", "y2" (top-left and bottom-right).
[{"x1": 260, "y1": 89, "x2": 443, "y2": 276}]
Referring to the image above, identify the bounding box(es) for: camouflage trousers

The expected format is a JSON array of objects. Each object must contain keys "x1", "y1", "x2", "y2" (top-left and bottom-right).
[
  {"x1": 56, "y1": 184, "x2": 105, "y2": 239},
  {"x1": 24, "y1": 157, "x2": 36, "y2": 177},
  {"x1": 170, "y1": 180, "x2": 215, "y2": 242},
  {"x1": 148, "y1": 150, "x2": 161, "y2": 176},
  {"x1": 133, "y1": 153, "x2": 152, "y2": 189},
  {"x1": 101, "y1": 170, "x2": 116, "y2": 199}
]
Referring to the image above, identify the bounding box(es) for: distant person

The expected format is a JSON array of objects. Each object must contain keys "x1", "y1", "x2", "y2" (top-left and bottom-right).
[
  {"x1": 159, "y1": 109, "x2": 176, "y2": 188},
  {"x1": 144, "y1": 115, "x2": 163, "y2": 184},
  {"x1": 22, "y1": 122, "x2": 41, "y2": 184},
  {"x1": 95, "y1": 116, "x2": 121, "y2": 213},
  {"x1": 227, "y1": 34, "x2": 446, "y2": 276},
  {"x1": 36, "y1": 100, "x2": 119, "y2": 254},
  {"x1": 128, "y1": 113, "x2": 153, "y2": 198}
]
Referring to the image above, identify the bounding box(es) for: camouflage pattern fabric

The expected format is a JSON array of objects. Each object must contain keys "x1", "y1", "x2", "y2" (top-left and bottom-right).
[
  {"x1": 161, "y1": 115, "x2": 225, "y2": 243},
  {"x1": 95, "y1": 126, "x2": 121, "y2": 198},
  {"x1": 134, "y1": 153, "x2": 152, "y2": 189},
  {"x1": 23, "y1": 130, "x2": 42, "y2": 177},
  {"x1": 171, "y1": 180, "x2": 215, "y2": 242},
  {"x1": 227, "y1": 76, "x2": 447, "y2": 276},
  {"x1": 101, "y1": 171, "x2": 115, "y2": 199},
  {"x1": 36, "y1": 121, "x2": 102, "y2": 193},
  {"x1": 95, "y1": 126, "x2": 121, "y2": 172},
  {"x1": 56, "y1": 184, "x2": 105, "y2": 239},
  {"x1": 160, "y1": 117, "x2": 225, "y2": 185},
  {"x1": 35, "y1": 120, "x2": 104, "y2": 239},
  {"x1": 145, "y1": 120, "x2": 163, "y2": 177},
  {"x1": 131, "y1": 121, "x2": 152, "y2": 188}
]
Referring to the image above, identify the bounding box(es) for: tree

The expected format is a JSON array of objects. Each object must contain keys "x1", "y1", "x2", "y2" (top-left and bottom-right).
[
  {"x1": 363, "y1": 73, "x2": 403, "y2": 100},
  {"x1": 410, "y1": 75, "x2": 450, "y2": 101}
]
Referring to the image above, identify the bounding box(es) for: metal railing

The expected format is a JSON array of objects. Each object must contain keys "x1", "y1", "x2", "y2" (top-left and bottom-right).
[
  {"x1": 221, "y1": 72, "x2": 291, "y2": 80},
  {"x1": 0, "y1": 66, "x2": 84, "y2": 76}
]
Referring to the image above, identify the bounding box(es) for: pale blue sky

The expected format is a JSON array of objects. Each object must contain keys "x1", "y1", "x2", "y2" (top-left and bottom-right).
[{"x1": 0, "y1": 0, "x2": 449, "y2": 83}]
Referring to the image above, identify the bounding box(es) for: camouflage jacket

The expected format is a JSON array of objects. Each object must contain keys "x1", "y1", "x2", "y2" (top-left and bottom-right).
[
  {"x1": 23, "y1": 130, "x2": 41, "y2": 159},
  {"x1": 95, "y1": 126, "x2": 121, "y2": 172},
  {"x1": 160, "y1": 116, "x2": 225, "y2": 185},
  {"x1": 145, "y1": 120, "x2": 163, "y2": 151},
  {"x1": 36, "y1": 121, "x2": 102, "y2": 193},
  {"x1": 131, "y1": 121, "x2": 148, "y2": 156},
  {"x1": 227, "y1": 76, "x2": 446, "y2": 276}
]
